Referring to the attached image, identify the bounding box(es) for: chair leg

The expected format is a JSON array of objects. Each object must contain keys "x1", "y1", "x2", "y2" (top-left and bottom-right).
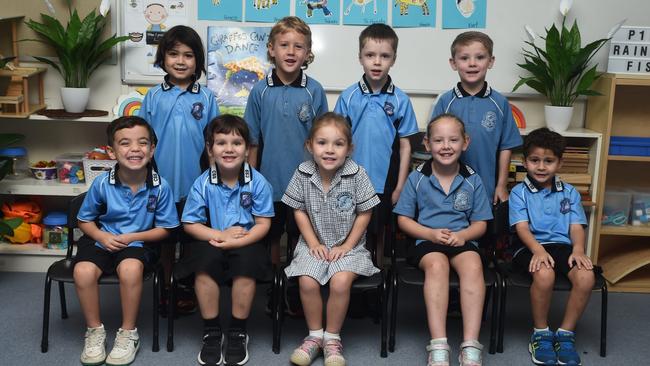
[
  {"x1": 152, "y1": 268, "x2": 161, "y2": 352},
  {"x1": 273, "y1": 274, "x2": 285, "y2": 354},
  {"x1": 388, "y1": 273, "x2": 398, "y2": 352},
  {"x1": 600, "y1": 282, "x2": 608, "y2": 357},
  {"x1": 272, "y1": 270, "x2": 281, "y2": 354},
  {"x1": 166, "y1": 274, "x2": 176, "y2": 352},
  {"x1": 482, "y1": 284, "x2": 491, "y2": 322},
  {"x1": 497, "y1": 276, "x2": 506, "y2": 353},
  {"x1": 41, "y1": 276, "x2": 52, "y2": 353},
  {"x1": 380, "y1": 274, "x2": 388, "y2": 358},
  {"x1": 58, "y1": 281, "x2": 68, "y2": 319},
  {"x1": 488, "y1": 277, "x2": 499, "y2": 354}
]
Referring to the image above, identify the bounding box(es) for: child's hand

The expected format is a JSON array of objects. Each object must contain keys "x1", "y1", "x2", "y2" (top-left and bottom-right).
[
  {"x1": 328, "y1": 245, "x2": 351, "y2": 262},
  {"x1": 568, "y1": 251, "x2": 593, "y2": 271},
  {"x1": 429, "y1": 228, "x2": 451, "y2": 245},
  {"x1": 100, "y1": 233, "x2": 127, "y2": 252},
  {"x1": 529, "y1": 249, "x2": 555, "y2": 273},
  {"x1": 446, "y1": 232, "x2": 465, "y2": 247},
  {"x1": 309, "y1": 244, "x2": 328, "y2": 261},
  {"x1": 222, "y1": 226, "x2": 248, "y2": 240},
  {"x1": 391, "y1": 187, "x2": 402, "y2": 206},
  {"x1": 114, "y1": 233, "x2": 134, "y2": 246},
  {"x1": 494, "y1": 187, "x2": 509, "y2": 205}
]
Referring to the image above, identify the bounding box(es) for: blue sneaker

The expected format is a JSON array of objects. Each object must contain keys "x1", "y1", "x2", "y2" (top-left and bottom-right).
[
  {"x1": 529, "y1": 330, "x2": 557, "y2": 365},
  {"x1": 555, "y1": 330, "x2": 581, "y2": 365}
]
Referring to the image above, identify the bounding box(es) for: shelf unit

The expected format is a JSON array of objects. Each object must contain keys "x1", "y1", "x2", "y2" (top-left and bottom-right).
[{"x1": 586, "y1": 73, "x2": 650, "y2": 293}]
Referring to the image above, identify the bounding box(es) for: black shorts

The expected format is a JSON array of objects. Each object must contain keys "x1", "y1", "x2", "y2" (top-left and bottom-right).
[
  {"x1": 408, "y1": 240, "x2": 480, "y2": 267},
  {"x1": 268, "y1": 202, "x2": 299, "y2": 240},
  {"x1": 513, "y1": 243, "x2": 576, "y2": 276},
  {"x1": 73, "y1": 235, "x2": 156, "y2": 274},
  {"x1": 173, "y1": 240, "x2": 272, "y2": 285}
]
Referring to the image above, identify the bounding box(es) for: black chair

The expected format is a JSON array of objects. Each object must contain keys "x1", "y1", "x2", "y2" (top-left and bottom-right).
[
  {"x1": 273, "y1": 230, "x2": 389, "y2": 357},
  {"x1": 41, "y1": 192, "x2": 163, "y2": 353},
  {"x1": 496, "y1": 241, "x2": 608, "y2": 356},
  {"x1": 388, "y1": 215, "x2": 501, "y2": 355},
  {"x1": 165, "y1": 237, "x2": 281, "y2": 352}
]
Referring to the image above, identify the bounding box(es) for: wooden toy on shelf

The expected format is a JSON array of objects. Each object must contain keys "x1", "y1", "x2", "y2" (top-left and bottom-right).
[{"x1": 0, "y1": 16, "x2": 47, "y2": 118}]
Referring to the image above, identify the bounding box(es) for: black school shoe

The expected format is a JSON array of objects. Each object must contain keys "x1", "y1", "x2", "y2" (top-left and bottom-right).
[
  {"x1": 224, "y1": 330, "x2": 249, "y2": 365},
  {"x1": 198, "y1": 331, "x2": 223, "y2": 366}
]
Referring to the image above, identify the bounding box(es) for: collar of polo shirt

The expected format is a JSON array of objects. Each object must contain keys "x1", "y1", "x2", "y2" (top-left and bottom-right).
[
  {"x1": 416, "y1": 158, "x2": 476, "y2": 178},
  {"x1": 524, "y1": 174, "x2": 564, "y2": 193},
  {"x1": 161, "y1": 74, "x2": 201, "y2": 94},
  {"x1": 453, "y1": 81, "x2": 492, "y2": 98},
  {"x1": 266, "y1": 69, "x2": 307, "y2": 88},
  {"x1": 358, "y1": 74, "x2": 395, "y2": 95},
  {"x1": 108, "y1": 162, "x2": 161, "y2": 188},
  {"x1": 209, "y1": 162, "x2": 253, "y2": 186}
]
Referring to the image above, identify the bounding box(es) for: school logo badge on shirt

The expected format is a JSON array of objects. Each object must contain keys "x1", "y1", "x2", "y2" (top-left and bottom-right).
[
  {"x1": 240, "y1": 192, "x2": 253, "y2": 209},
  {"x1": 297, "y1": 103, "x2": 312, "y2": 123},
  {"x1": 560, "y1": 198, "x2": 571, "y2": 214},
  {"x1": 383, "y1": 101, "x2": 395, "y2": 116},
  {"x1": 191, "y1": 102, "x2": 204, "y2": 120},
  {"x1": 336, "y1": 192, "x2": 354, "y2": 212},
  {"x1": 147, "y1": 195, "x2": 158, "y2": 212},
  {"x1": 481, "y1": 111, "x2": 496, "y2": 131},
  {"x1": 453, "y1": 190, "x2": 471, "y2": 211}
]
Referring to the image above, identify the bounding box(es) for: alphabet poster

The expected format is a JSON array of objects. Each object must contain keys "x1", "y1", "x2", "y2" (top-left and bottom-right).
[
  {"x1": 342, "y1": 0, "x2": 387, "y2": 26},
  {"x1": 296, "y1": 1, "x2": 340, "y2": 25},
  {"x1": 442, "y1": 0, "x2": 486, "y2": 29},
  {"x1": 206, "y1": 27, "x2": 273, "y2": 116},
  {"x1": 198, "y1": 0, "x2": 243, "y2": 22},
  {"x1": 246, "y1": 0, "x2": 291, "y2": 23},
  {"x1": 392, "y1": 0, "x2": 436, "y2": 28}
]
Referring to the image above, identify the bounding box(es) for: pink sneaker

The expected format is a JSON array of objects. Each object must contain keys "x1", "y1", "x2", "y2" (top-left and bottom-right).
[
  {"x1": 323, "y1": 339, "x2": 345, "y2": 366},
  {"x1": 290, "y1": 336, "x2": 323, "y2": 366}
]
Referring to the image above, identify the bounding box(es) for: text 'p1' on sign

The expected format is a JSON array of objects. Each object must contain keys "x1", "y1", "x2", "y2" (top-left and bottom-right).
[{"x1": 608, "y1": 26, "x2": 650, "y2": 74}]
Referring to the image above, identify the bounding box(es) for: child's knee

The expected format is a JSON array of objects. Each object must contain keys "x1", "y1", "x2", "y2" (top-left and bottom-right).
[
  {"x1": 116, "y1": 259, "x2": 144, "y2": 278},
  {"x1": 571, "y1": 269, "x2": 595, "y2": 291},
  {"x1": 195, "y1": 271, "x2": 218, "y2": 289},
  {"x1": 532, "y1": 267, "x2": 555, "y2": 288},
  {"x1": 329, "y1": 274, "x2": 354, "y2": 295},
  {"x1": 73, "y1": 261, "x2": 101, "y2": 282}
]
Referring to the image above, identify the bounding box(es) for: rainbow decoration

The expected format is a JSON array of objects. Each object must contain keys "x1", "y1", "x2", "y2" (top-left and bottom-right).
[
  {"x1": 113, "y1": 90, "x2": 148, "y2": 117},
  {"x1": 510, "y1": 102, "x2": 526, "y2": 129}
]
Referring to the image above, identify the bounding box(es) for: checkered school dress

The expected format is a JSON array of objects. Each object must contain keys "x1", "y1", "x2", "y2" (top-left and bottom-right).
[{"x1": 283, "y1": 159, "x2": 381, "y2": 285}]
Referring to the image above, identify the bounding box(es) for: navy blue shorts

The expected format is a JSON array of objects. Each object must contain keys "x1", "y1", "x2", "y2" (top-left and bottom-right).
[
  {"x1": 513, "y1": 243, "x2": 576, "y2": 276},
  {"x1": 73, "y1": 235, "x2": 157, "y2": 274},
  {"x1": 408, "y1": 240, "x2": 480, "y2": 267}
]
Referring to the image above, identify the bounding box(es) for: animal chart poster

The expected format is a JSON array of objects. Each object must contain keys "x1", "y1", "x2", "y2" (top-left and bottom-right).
[
  {"x1": 246, "y1": 0, "x2": 291, "y2": 23},
  {"x1": 442, "y1": 0, "x2": 486, "y2": 29},
  {"x1": 122, "y1": 0, "x2": 190, "y2": 75},
  {"x1": 392, "y1": 0, "x2": 436, "y2": 28},
  {"x1": 342, "y1": 0, "x2": 388, "y2": 26},
  {"x1": 296, "y1": 1, "x2": 340, "y2": 25},
  {"x1": 198, "y1": 0, "x2": 243, "y2": 22},
  {"x1": 207, "y1": 27, "x2": 273, "y2": 116}
]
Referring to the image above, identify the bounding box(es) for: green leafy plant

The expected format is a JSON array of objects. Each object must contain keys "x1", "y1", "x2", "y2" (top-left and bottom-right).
[
  {"x1": 24, "y1": 0, "x2": 129, "y2": 88},
  {"x1": 512, "y1": 0, "x2": 619, "y2": 106}
]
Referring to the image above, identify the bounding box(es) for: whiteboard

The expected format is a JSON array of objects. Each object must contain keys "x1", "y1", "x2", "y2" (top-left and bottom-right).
[{"x1": 120, "y1": 0, "x2": 650, "y2": 94}]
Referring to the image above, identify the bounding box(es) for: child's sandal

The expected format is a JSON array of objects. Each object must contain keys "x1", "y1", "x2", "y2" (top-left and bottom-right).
[{"x1": 459, "y1": 340, "x2": 483, "y2": 366}]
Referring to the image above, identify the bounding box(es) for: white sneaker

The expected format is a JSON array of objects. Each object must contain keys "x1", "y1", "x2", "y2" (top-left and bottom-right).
[
  {"x1": 106, "y1": 328, "x2": 140, "y2": 366},
  {"x1": 459, "y1": 340, "x2": 483, "y2": 366},
  {"x1": 80, "y1": 324, "x2": 107, "y2": 366},
  {"x1": 426, "y1": 339, "x2": 450, "y2": 366}
]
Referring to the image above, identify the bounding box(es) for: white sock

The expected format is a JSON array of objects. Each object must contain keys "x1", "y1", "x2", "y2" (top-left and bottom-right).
[
  {"x1": 324, "y1": 331, "x2": 341, "y2": 341},
  {"x1": 88, "y1": 324, "x2": 104, "y2": 330},
  {"x1": 557, "y1": 328, "x2": 573, "y2": 334},
  {"x1": 309, "y1": 329, "x2": 324, "y2": 338},
  {"x1": 431, "y1": 337, "x2": 448, "y2": 344},
  {"x1": 534, "y1": 327, "x2": 550, "y2": 333}
]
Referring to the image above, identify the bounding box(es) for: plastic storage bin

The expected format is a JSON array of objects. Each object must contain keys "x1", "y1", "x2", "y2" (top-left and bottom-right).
[
  {"x1": 630, "y1": 191, "x2": 650, "y2": 226},
  {"x1": 608, "y1": 136, "x2": 650, "y2": 156},
  {"x1": 56, "y1": 153, "x2": 85, "y2": 184},
  {"x1": 43, "y1": 212, "x2": 68, "y2": 249},
  {"x1": 602, "y1": 191, "x2": 632, "y2": 226},
  {"x1": 0, "y1": 146, "x2": 29, "y2": 179},
  {"x1": 83, "y1": 158, "x2": 117, "y2": 185}
]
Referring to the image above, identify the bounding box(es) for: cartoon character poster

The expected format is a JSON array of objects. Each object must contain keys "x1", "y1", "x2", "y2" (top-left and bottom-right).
[
  {"x1": 342, "y1": 0, "x2": 387, "y2": 26},
  {"x1": 296, "y1": 1, "x2": 340, "y2": 25},
  {"x1": 207, "y1": 27, "x2": 273, "y2": 116},
  {"x1": 392, "y1": 0, "x2": 435, "y2": 28},
  {"x1": 122, "y1": 0, "x2": 190, "y2": 75},
  {"x1": 442, "y1": 0, "x2": 487, "y2": 29},
  {"x1": 246, "y1": 0, "x2": 291, "y2": 23},
  {"x1": 198, "y1": 0, "x2": 243, "y2": 22}
]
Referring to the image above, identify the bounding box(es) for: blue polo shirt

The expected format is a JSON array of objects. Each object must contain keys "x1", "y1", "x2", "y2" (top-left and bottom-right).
[
  {"x1": 139, "y1": 76, "x2": 220, "y2": 202},
  {"x1": 431, "y1": 82, "x2": 522, "y2": 199},
  {"x1": 244, "y1": 69, "x2": 328, "y2": 201},
  {"x1": 509, "y1": 175, "x2": 587, "y2": 256},
  {"x1": 181, "y1": 163, "x2": 274, "y2": 231},
  {"x1": 335, "y1": 75, "x2": 419, "y2": 194},
  {"x1": 78, "y1": 165, "x2": 179, "y2": 250},
  {"x1": 393, "y1": 160, "x2": 493, "y2": 245}
]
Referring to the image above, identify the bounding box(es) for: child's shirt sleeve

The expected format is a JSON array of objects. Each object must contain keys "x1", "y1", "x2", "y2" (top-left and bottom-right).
[
  {"x1": 392, "y1": 172, "x2": 418, "y2": 218},
  {"x1": 313, "y1": 83, "x2": 329, "y2": 117},
  {"x1": 77, "y1": 177, "x2": 106, "y2": 223},
  {"x1": 498, "y1": 97, "x2": 523, "y2": 151},
  {"x1": 181, "y1": 177, "x2": 208, "y2": 224},
  {"x1": 243, "y1": 84, "x2": 262, "y2": 145},
  {"x1": 469, "y1": 176, "x2": 494, "y2": 222},
  {"x1": 569, "y1": 186, "x2": 588, "y2": 226},
  {"x1": 206, "y1": 91, "x2": 221, "y2": 122},
  {"x1": 354, "y1": 167, "x2": 380, "y2": 212},
  {"x1": 397, "y1": 94, "x2": 419, "y2": 137},
  {"x1": 154, "y1": 181, "x2": 180, "y2": 228},
  {"x1": 281, "y1": 169, "x2": 305, "y2": 211},
  {"x1": 333, "y1": 93, "x2": 347, "y2": 117},
  {"x1": 139, "y1": 90, "x2": 153, "y2": 124},
  {"x1": 430, "y1": 93, "x2": 447, "y2": 121},
  {"x1": 252, "y1": 175, "x2": 275, "y2": 218},
  {"x1": 508, "y1": 184, "x2": 528, "y2": 227}
]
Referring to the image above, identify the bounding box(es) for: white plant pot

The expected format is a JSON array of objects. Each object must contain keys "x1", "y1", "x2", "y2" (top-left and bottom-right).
[
  {"x1": 61, "y1": 87, "x2": 90, "y2": 113},
  {"x1": 544, "y1": 105, "x2": 574, "y2": 132}
]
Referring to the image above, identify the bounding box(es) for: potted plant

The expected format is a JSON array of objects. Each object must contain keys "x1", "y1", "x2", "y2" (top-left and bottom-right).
[
  {"x1": 24, "y1": 0, "x2": 129, "y2": 113},
  {"x1": 512, "y1": 0, "x2": 621, "y2": 131}
]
